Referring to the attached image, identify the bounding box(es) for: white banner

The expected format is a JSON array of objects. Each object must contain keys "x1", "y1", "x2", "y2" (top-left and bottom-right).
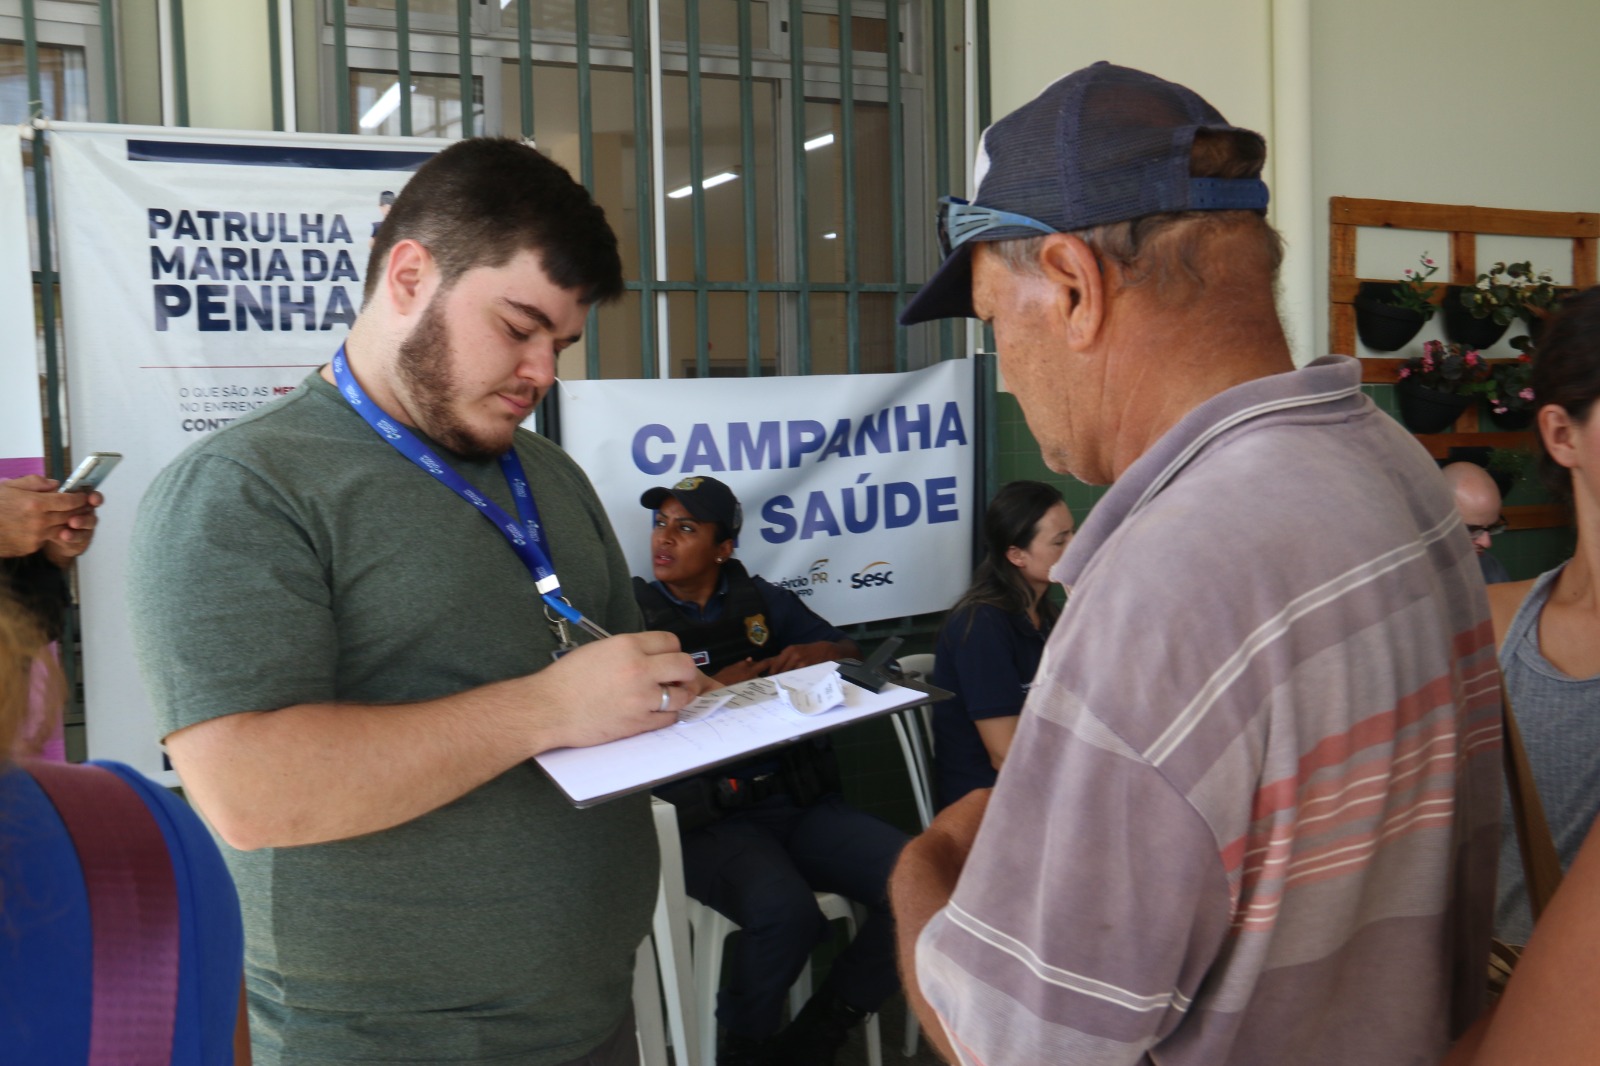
[
  {"x1": 0, "y1": 126, "x2": 42, "y2": 469},
  {"x1": 51, "y1": 124, "x2": 449, "y2": 779},
  {"x1": 559, "y1": 360, "x2": 976, "y2": 627}
]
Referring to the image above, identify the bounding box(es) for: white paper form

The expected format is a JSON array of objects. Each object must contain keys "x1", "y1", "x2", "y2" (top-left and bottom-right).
[{"x1": 534, "y1": 662, "x2": 931, "y2": 807}]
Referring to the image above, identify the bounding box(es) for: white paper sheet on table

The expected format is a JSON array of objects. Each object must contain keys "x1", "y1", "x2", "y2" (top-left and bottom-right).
[{"x1": 534, "y1": 662, "x2": 931, "y2": 807}]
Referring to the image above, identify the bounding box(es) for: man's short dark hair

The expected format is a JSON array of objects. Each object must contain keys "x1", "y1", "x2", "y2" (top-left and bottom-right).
[{"x1": 364, "y1": 137, "x2": 624, "y2": 306}]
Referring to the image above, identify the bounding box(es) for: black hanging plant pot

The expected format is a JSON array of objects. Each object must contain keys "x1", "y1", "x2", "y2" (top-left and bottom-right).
[
  {"x1": 1353, "y1": 283, "x2": 1428, "y2": 352},
  {"x1": 1443, "y1": 286, "x2": 1510, "y2": 349},
  {"x1": 1485, "y1": 405, "x2": 1536, "y2": 432},
  {"x1": 1396, "y1": 379, "x2": 1471, "y2": 434}
]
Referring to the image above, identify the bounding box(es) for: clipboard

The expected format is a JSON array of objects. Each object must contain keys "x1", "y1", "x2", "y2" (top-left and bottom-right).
[{"x1": 533, "y1": 660, "x2": 944, "y2": 808}]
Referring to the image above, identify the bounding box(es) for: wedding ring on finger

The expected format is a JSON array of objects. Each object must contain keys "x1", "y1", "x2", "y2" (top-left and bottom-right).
[{"x1": 658, "y1": 685, "x2": 672, "y2": 713}]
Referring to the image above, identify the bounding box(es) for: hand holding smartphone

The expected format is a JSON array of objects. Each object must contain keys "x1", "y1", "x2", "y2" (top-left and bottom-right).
[{"x1": 59, "y1": 451, "x2": 122, "y2": 495}]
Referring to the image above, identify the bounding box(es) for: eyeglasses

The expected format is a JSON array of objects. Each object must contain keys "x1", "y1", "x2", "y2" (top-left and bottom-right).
[
  {"x1": 1466, "y1": 519, "x2": 1508, "y2": 538},
  {"x1": 937, "y1": 196, "x2": 1058, "y2": 259}
]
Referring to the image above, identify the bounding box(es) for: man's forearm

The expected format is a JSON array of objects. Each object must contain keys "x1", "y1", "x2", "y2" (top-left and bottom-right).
[
  {"x1": 169, "y1": 680, "x2": 542, "y2": 850},
  {"x1": 890, "y1": 829, "x2": 972, "y2": 1063},
  {"x1": 168, "y1": 632, "x2": 694, "y2": 850}
]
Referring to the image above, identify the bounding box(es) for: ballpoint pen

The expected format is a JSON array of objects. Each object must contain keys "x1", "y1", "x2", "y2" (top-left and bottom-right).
[{"x1": 544, "y1": 596, "x2": 613, "y2": 641}]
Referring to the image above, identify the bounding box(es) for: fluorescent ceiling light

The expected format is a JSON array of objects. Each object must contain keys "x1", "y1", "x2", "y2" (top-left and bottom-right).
[
  {"x1": 804, "y1": 133, "x2": 835, "y2": 152},
  {"x1": 822, "y1": 232, "x2": 838, "y2": 240},
  {"x1": 667, "y1": 171, "x2": 739, "y2": 199},
  {"x1": 359, "y1": 82, "x2": 416, "y2": 130}
]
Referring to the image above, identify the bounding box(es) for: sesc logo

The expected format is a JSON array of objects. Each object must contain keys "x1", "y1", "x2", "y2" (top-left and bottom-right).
[
  {"x1": 849, "y1": 561, "x2": 894, "y2": 589},
  {"x1": 376, "y1": 418, "x2": 403, "y2": 441}
]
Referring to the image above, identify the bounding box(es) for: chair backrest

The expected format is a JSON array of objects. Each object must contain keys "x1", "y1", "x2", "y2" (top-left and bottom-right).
[
  {"x1": 896, "y1": 653, "x2": 936, "y2": 681},
  {"x1": 649, "y1": 798, "x2": 700, "y2": 1066}
]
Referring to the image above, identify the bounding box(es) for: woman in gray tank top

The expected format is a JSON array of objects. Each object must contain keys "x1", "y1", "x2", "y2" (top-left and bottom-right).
[{"x1": 1486, "y1": 287, "x2": 1600, "y2": 945}]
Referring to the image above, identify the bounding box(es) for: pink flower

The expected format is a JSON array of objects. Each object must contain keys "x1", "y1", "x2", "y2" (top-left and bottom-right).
[
  {"x1": 1493, "y1": 404, "x2": 1508, "y2": 414},
  {"x1": 1424, "y1": 257, "x2": 1435, "y2": 266},
  {"x1": 1520, "y1": 388, "x2": 1535, "y2": 401},
  {"x1": 1398, "y1": 367, "x2": 1411, "y2": 379},
  {"x1": 1464, "y1": 352, "x2": 1480, "y2": 366}
]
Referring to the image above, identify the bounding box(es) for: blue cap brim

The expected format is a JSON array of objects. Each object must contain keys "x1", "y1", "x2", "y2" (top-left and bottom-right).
[{"x1": 899, "y1": 242, "x2": 977, "y2": 326}]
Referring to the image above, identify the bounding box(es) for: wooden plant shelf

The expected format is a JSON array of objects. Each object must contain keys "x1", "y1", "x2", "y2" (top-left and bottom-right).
[
  {"x1": 1329, "y1": 196, "x2": 1598, "y2": 359},
  {"x1": 1330, "y1": 196, "x2": 1597, "y2": 533}
]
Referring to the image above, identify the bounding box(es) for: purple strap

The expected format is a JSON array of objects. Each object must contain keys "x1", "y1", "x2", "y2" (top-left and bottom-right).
[{"x1": 27, "y1": 760, "x2": 181, "y2": 1065}]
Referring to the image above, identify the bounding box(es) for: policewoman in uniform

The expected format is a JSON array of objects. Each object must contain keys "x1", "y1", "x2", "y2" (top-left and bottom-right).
[{"x1": 635, "y1": 476, "x2": 908, "y2": 1066}]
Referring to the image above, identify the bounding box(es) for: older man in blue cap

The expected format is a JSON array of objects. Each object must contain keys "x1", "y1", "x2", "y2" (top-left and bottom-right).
[{"x1": 889, "y1": 62, "x2": 1500, "y2": 1065}]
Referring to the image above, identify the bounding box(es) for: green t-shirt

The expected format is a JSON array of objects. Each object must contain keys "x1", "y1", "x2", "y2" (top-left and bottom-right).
[{"x1": 129, "y1": 372, "x2": 657, "y2": 1065}]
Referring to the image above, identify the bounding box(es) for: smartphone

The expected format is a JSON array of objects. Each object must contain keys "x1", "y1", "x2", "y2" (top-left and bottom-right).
[{"x1": 58, "y1": 451, "x2": 122, "y2": 494}]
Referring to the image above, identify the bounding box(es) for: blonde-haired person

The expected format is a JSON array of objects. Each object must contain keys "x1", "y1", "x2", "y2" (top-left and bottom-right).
[{"x1": 0, "y1": 594, "x2": 248, "y2": 1062}]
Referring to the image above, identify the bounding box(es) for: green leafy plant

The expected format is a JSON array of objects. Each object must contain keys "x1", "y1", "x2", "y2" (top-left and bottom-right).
[
  {"x1": 1459, "y1": 261, "x2": 1559, "y2": 326},
  {"x1": 1483, "y1": 352, "x2": 1537, "y2": 416},
  {"x1": 1389, "y1": 252, "x2": 1439, "y2": 317},
  {"x1": 1397, "y1": 340, "x2": 1491, "y2": 395},
  {"x1": 1487, "y1": 445, "x2": 1532, "y2": 488}
]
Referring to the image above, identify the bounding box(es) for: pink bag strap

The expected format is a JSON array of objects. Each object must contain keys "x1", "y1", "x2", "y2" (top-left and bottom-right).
[{"x1": 26, "y1": 760, "x2": 181, "y2": 1065}]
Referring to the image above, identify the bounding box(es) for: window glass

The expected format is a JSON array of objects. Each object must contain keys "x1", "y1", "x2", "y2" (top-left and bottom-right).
[
  {"x1": 0, "y1": 40, "x2": 88, "y2": 122},
  {"x1": 350, "y1": 68, "x2": 482, "y2": 138},
  {"x1": 662, "y1": 72, "x2": 778, "y2": 284},
  {"x1": 802, "y1": 12, "x2": 889, "y2": 54}
]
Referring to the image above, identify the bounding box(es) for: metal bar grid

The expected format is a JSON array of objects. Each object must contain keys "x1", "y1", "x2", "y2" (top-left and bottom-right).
[
  {"x1": 268, "y1": 0, "x2": 284, "y2": 130},
  {"x1": 575, "y1": 0, "x2": 599, "y2": 377},
  {"x1": 630, "y1": 0, "x2": 657, "y2": 379},
  {"x1": 886, "y1": 0, "x2": 905, "y2": 371},
  {"x1": 931, "y1": 0, "x2": 950, "y2": 362},
  {"x1": 397, "y1": 0, "x2": 412, "y2": 135},
  {"x1": 839, "y1": 0, "x2": 858, "y2": 374},
  {"x1": 454, "y1": 0, "x2": 472, "y2": 137},
  {"x1": 515, "y1": 0, "x2": 533, "y2": 138},
  {"x1": 18, "y1": 0, "x2": 975, "y2": 388},
  {"x1": 737, "y1": 0, "x2": 759, "y2": 377},
  {"x1": 788, "y1": 0, "x2": 811, "y2": 375},
  {"x1": 685, "y1": 0, "x2": 709, "y2": 378},
  {"x1": 170, "y1": 0, "x2": 188, "y2": 126},
  {"x1": 333, "y1": 0, "x2": 349, "y2": 133},
  {"x1": 98, "y1": 0, "x2": 119, "y2": 123}
]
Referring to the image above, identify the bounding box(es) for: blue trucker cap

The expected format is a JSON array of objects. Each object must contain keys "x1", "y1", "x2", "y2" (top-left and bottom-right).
[{"x1": 900, "y1": 62, "x2": 1270, "y2": 325}]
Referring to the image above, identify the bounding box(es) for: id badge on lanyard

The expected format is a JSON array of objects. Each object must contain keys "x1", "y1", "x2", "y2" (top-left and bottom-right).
[{"x1": 330, "y1": 346, "x2": 597, "y2": 657}]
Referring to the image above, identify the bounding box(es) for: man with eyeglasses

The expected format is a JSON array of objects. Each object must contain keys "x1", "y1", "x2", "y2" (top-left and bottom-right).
[
  {"x1": 1443, "y1": 460, "x2": 1512, "y2": 583},
  {"x1": 888, "y1": 63, "x2": 1500, "y2": 1065}
]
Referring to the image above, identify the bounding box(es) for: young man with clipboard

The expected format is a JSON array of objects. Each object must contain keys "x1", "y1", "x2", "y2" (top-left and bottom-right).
[{"x1": 130, "y1": 138, "x2": 702, "y2": 1066}]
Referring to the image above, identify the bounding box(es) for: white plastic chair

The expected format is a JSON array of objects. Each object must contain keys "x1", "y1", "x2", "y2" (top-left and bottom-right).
[
  {"x1": 687, "y1": 890, "x2": 882, "y2": 1066},
  {"x1": 650, "y1": 798, "x2": 883, "y2": 1066},
  {"x1": 887, "y1": 653, "x2": 938, "y2": 1057},
  {"x1": 890, "y1": 653, "x2": 938, "y2": 832},
  {"x1": 648, "y1": 798, "x2": 701, "y2": 1066}
]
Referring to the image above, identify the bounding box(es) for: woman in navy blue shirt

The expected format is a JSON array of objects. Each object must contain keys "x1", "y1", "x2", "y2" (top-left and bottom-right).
[{"x1": 930, "y1": 481, "x2": 1074, "y2": 809}]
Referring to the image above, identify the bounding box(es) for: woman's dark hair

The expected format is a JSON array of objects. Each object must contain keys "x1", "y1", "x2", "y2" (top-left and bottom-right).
[
  {"x1": 947, "y1": 480, "x2": 1067, "y2": 636},
  {"x1": 1530, "y1": 286, "x2": 1600, "y2": 506},
  {"x1": 365, "y1": 137, "x2": 624, "y2": 306}
]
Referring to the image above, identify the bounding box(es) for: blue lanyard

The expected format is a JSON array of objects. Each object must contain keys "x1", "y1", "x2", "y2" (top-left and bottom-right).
[{"x1": 330, "y1": 345, "x2": 570, "y2": 607}]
